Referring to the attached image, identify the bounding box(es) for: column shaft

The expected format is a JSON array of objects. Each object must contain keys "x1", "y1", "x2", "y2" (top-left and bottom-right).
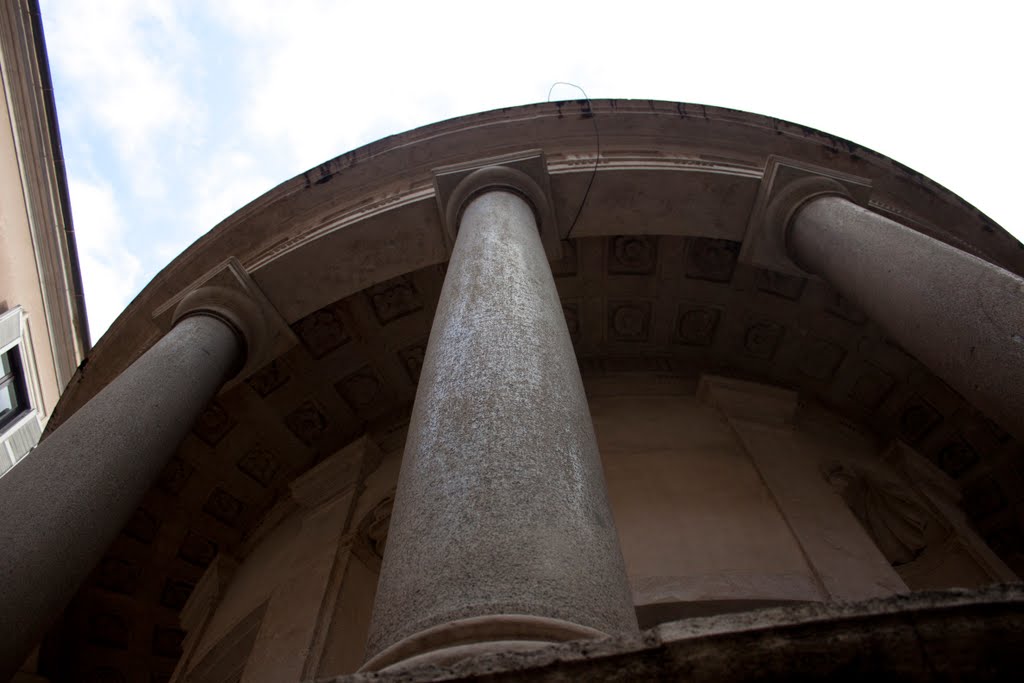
[
  {"x1": 789, "y1": 195, "x2": 1024, "y2": 440},
  {"x1": 0, "y1": 314, "x2": 243, "y2": 679},
  {"x1": 365, "y1": 190, "x2": 636, "y2": 669}
]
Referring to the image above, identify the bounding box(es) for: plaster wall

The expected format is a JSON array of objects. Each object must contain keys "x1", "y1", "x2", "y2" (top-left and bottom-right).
[
  {"x1": 593, "y1": 393, "x2": 824, "y2": 610},
  {"x1": 0, "y1": 79, "x2": 59, "y2": 418},
  {"x1": 182, "y1": 377, "x2": 1011, "y2": 680}
]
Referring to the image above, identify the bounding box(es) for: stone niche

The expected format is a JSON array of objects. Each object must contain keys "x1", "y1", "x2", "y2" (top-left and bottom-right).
[
  {"x1": 171, "y1": 374, "x2": 1014, "y2": 681},
  {"x1": 170, "y1": 436, "x2": 400, "y2": 683}
]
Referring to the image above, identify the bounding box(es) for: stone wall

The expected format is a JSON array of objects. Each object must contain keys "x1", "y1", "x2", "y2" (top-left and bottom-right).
[{"x1": 173, "y1": 374, "x2": 1014, "y2": 681}]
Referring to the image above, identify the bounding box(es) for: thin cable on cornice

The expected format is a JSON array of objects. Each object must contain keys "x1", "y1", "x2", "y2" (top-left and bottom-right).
[{"x1": 547, "y1": 82, "x2": 599, "y2": 239}]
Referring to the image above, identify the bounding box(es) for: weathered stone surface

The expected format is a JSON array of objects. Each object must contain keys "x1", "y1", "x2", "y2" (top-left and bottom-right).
[
  {"x1": 789, "y1": 195, "x2": 1024, "y2": 442},
  {"x1": 366, "y1": 190, "x2": 637, "y2": 664},
  {"x1": 321, "y1": 586, "x2": 1024, "y2": 682},
  {"x1": 0, "y1": 314, "x2": 243, "y2": 681}
]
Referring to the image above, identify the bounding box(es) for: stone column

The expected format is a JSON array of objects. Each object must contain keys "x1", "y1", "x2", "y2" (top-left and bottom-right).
[
  {"x1": 780, "y1": 186, "x2": 1024, "y2": 441},
  {"x1": 363, "y1": 167, "x2": 637, "y2": 671},
  {"x1": 0, "y1": 288, "x2": 257, "y2": 681}
]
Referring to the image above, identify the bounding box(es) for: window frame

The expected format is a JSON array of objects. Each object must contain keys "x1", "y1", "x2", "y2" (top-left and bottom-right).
[{"x1": 0, "y1": 344, "x2": 30, "y2": 431}]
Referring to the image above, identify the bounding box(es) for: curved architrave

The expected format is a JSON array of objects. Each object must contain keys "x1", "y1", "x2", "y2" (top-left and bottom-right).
[{"x1": 48, "y1": 100, "x2": 1023, "y2": 429}]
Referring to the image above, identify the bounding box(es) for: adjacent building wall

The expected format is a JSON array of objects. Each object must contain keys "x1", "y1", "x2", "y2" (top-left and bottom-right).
[{"x1": 0, "y1": 0, "x2": 87, "y2": 477}]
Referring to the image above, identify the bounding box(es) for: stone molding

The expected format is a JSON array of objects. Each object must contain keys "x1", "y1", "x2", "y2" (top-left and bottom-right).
[
  {"x1": 695, "y1": 374, "x2": 797, "y2": 425},
  {"x1": 698, "y1": 374, "x2": 909, "y2": 600},
  {"x1": 152, "y1": 257, "x2": 297, "y2": 387},
  {"x1": 433, "y1": 150, "x2": 561, "y2": 260},
  {"x1": 360, "y1": 614, "x2": 608, "y2": 673},
  {"x1": 289, "y1": 435, "x2": 381, "y2": 510},
  {"x1": 739, "y1": 156, "x2": 872, "y2": 276},
  {"x1": 171, "y1": 553, "x2": 240, "y2": 683},
  {"x1": 326, "y1": 586, "x2": 1024, "y2": 682}
]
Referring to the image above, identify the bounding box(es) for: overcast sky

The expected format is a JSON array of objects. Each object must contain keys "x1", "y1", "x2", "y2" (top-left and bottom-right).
[{"x1": 39, "y1": 0, "x2": 1024, "y2": 341}]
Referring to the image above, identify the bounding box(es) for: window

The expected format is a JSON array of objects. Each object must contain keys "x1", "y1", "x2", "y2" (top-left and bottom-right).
[
  {"x1": 0, "y1": 345, "x2": 29, "y2": 431},
  {"x1": 0, "y1": 307, "x2": 41, "y2": 475}
]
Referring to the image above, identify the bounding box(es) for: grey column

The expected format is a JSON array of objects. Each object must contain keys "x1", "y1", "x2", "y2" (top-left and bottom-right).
[
  {"x1": 0, "y1": 313, "x2": 243, "y2": 680},
  {"x1": 364, "y1": 181, "x2": 637, "y2": 670},
  {"x1": 788, "y1": 194, "x2": 1024, "y2": 441}
]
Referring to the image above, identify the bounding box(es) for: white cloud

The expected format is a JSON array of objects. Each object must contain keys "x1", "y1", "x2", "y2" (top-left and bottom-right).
[
  {"x1": 153, "y1": 151, "x2": 276, "y2": 266},
  {"x1": 38, "y1": 0, "x2": 1024, "y2": 345},
  {"x1": 66, "y1": 177, "x2": 143, "y2": 341},
  {"x1": 203, "y1": 0, "x2": 1024, "y2": 241},
  {"x1": 41, "y1": 0, "x2": 203, "y2": 198}
]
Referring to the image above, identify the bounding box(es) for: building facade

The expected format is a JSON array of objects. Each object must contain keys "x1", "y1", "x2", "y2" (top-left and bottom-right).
[
  {"x1": 1, "y1": 94, "x2": 1024, "y2": 680},
  {"x1": 0, "y1": 1, "x2": 87, "y2": 477}
]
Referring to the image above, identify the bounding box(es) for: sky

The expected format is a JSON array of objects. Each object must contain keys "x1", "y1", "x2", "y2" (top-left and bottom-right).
[{"x1": 39, "y1": 0, "x2": 1024, "y2": 342}]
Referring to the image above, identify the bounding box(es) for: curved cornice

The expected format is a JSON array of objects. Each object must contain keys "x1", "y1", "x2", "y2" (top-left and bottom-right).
[{"x1": 51, "y1": 99, "x2": 1023, "y2": 425}]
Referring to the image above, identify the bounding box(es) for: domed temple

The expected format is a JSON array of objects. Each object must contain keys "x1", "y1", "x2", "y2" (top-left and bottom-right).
[{"x1": 3, "y1": 99, "x2": 1024, "y2": 682}]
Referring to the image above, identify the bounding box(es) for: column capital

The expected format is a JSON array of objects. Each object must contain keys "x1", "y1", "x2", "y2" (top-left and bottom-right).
[
  {"x1": 739, "y1": 156, "x2": 871, "y2": 276},
  {"x1": 172, "y1": 285, "x2": 265, "y2": 375},
  {"x1": 768, "y1": 176, "x2": 851, "y2": 274},
  {"x1": 447, "y1": 165, "x2": 550, "y2": 236},
  {"x1": 433, "y1": 150, "x2": 562, "y2": 260},
  {"x1": 153, "y1": 257, "x2": 298, "y2": 385}
]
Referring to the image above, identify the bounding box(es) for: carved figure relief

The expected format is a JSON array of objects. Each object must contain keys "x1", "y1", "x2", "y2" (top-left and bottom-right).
[
  {"x1": 898, "y1": 397, "x2": 941, "y2": 444},
  {"x1": 366, "y1": 275, "x2": 422, "y2": 324},
  {"x1": 609, "y1": 302, "x2": 651, "y2": 342},
  {"x1": 203, "y1": 488, "x2": 245, "y2": 527},
  {"x1": 362, "y1": 496, "x2": 394, "y2": 559},
  {"x1": 157, "y1": 457, "x2": 193, "y2": 495},
  {"x1": 245, "y1": 359, "x2": 290, "y2": 397},
  {"x1": 354, "y1": 494, "x2": 394, "y2": 570},
  {"x1": 608, "y1": 236, "x2": 656, "y2": 274},
  {"x1": 684, "y1": 238, "x2": 739, "y2": 282},
  {"x1": 824, "y1": 463, "x2": 947, "y2": 567},
  {"x1": 193, "y1": 401, "x2": 235, "y2": 447},
  {"x1": 285, "y1": 400, "x2": 329, "y2": 446},
  {"x1": 293, "y1": 305, "x2": 350, "y2": 359},
  {"x1": 336, "y1": 367, "x2": 384, "y2": 414},
  {"x1": 743, "y1": 321, "x2": 783, "y2": 359},
  {"x1": 674, "y1": 306, "x2": 720, "y2": 346},
  {"x1": 237, "y1": 447, "x2": 281, "y2": 487}
]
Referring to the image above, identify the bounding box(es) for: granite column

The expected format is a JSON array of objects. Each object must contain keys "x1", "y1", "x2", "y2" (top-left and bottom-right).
[
  {"x1": 785, "y1": 192, "x2": 1024, "y2": 441},
  {"x1": 0, "y1": 291, "x2": 254, "y2": 680},
  {"x1": 363, "y1": 168, "x2": 637, "y2": 670}
]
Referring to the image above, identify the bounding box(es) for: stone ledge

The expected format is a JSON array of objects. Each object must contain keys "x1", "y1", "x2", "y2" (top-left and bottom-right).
[{"x1": 316, "y1": 585, "x2": 1024, "y2": 682}]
